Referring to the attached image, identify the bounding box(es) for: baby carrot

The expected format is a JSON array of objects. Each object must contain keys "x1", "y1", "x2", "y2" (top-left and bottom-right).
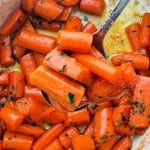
[
  {"x1": 13, "y1": 46, "x2": 27, "y2": 59},
  {"x1": 82, "y1": 21, "x2": 97, "y2": 33},
  {"x1": 0, "y1": 72, "x2": 9, "y2": 85},
  {"x1": 33, "y1": 52, "x2": 45, "y2": 66}
]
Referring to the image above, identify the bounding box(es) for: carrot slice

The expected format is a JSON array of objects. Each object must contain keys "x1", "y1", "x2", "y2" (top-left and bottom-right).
[
  {"x1": 30, "y1": 65, "x2": 85, "y2": 111},
  {"x1": 57, "y1": 30, "x2": 93, "y2": 53},
  {"x1": 34, "y1": 0, "x2": 64, "y2": 21},
  {"x1": 82, "y1": 21, "x2": 97, "y2": 33},
  {"x1": 44, "y1": 47, "x2": 93, "y2": 86},
  {"x1": 0, "y1": 72, "x2": 9, "y2": 85},
  {"x1": 33, "y1": 52, "x2": 45, "y2": 66},
  {"x1": 83, "y1": 122, "x2": 94, "y2": 137},
  {"x1": 3, "y1": 131, "x2": 33, "y2": 150},
  {"x1": 0, "y1": 8, "x2": 27, "y2": 36},
  {"x1": 62, "y1": 0, "x2": 80, "y2": 6}
]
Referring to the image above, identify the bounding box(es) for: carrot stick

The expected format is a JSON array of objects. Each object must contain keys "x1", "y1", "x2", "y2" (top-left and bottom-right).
[
  {"x1": 41, "y1": 106, "x2": 67, "y2": 124},
  {"x1": 33, "y1": 123, "x2": 65, "y2": 150},
  {"x1": 82, "y1": 21, "x2": 97, "y2": 33},
  {"x1": 65, "y1": 108, "x2": 90, "y2": 126},
  {"x1": 17, "y1": 31, "x2": 56, "y2": 54},
  {"x1": 30, "y1": 65, "x2": 85, "y2": 111},
  {"x1": 83, "y1": 122, "x2": 94, "y2": 137},
  {"x1": 125, "y1": 23, "x2": 141, "y2": 51},
  {"x1": 0, "y1": 72, "x2": 9, "y2": 85},
  {"x1": 8, "y1": 72, "x2": 24, "y2": 99},
  {"x1": 44, "y1": 47, "x2": 93, "y2": 86},
  {"x1": 9, "y1": 124, "x2": 45, "y2": 137},
  {"x1": 24, "y1": 85, "x2": 47, "y2": 105},
  {"x1": 33, "y1": 52, "x2": 45, "y2": 66},
  {"x1": 58, "y1": 126, "x2": 79, "y2": 148},
  {"x1": 111, "y1": 52, "x2": 149, "y2": 70},
  {"x1": 0, "y1": 8, "x2": 27, "y2": 36},
  {"x1": 44, "y1": 138, "x2": 63, "y2": 150},
  {"x1": 0, "y1": 36, "x2": 14, "y2": 66},
  {"x1": 58, "y1": 30, "x2": 93, "y2": 53},
  {"x1": 0, "y1": 86, "x2": 8, "y2": 97},
  {"x1": 72, "y1": 135, "x2": 95, "y2": 150},
  {"x1": 57, "y1": 6, "x2": 73, "y2": 21},
  {"x1": 94, "y1": 107, "x2": 115, "y2": 144},
  {"x1": 20, "y1": 53, "x2": 37, "y2": 85},
  {"x1": 0, "y1": 106, "x2": 24, "y2": 130},
  {"x1": 112, "y1": 136, "x2": 132, "y2": 150},
  {"x1": 64, "y1": 16, "x2": 82, "y2": 31},
  {"x1": 140, "y1": 13, "x2": 150, "y2": 48},
  {"x1": 22, "y1": 0, "x2": 38, "y2": 13},
  {"x1": 3, "y1": 131, "x2": 33, "y2": 150},
  {"x1": 34, "y1": 0, "x2": 64, "y2": 21},
  {"x1": 62, "y1": 0, "x2": 80, "y2": 6},
  {"x1": 80, "y1": 0, "x2": 105, "y2": 15}
]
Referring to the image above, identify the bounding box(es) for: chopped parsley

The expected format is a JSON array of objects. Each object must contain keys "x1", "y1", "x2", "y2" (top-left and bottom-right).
[
  {"x1": 67, "y1": 92, "x2": 74, "y2": 103},
  {"x1": 84, "y1": 15, "x2": 89, "y2": 21},
  {"x1": 147, "y1": 115, "x2": 150, "y2": 120},
  {"x1": 0, "y1": 101, "x2": 4, "y2": 107},
  {"x1": 91, "y1": 103, "x2": 98, "y2": 109},
  {"x1": 60, "y1": 52, "x2": 67, "y2": 57}
]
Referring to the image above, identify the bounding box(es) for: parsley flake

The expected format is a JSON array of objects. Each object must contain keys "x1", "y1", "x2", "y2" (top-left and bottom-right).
[{"x1": 68, "y1": 92, "x2": 74, "y2": 103}]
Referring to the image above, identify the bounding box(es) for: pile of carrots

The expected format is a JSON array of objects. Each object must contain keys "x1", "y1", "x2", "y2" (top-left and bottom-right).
[{"x1": 0, "y1": 0, "x2": 150, "y2": 149}]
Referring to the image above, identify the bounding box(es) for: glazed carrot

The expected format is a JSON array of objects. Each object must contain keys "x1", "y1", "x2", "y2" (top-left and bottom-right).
[
  {"x1": 3, "y1": 131, "x2": 33, "y2": 150},
  {"x1": 0, "y1": 86, "x2": 8, "y2": 97},
  {"x1": 22, "y1": 20, "x2": 36, "y2": 32},
  {"x1": 0, "y1": 106, "x2": 24, "y2": 130},
  {"x1": 22, "y1": 0, "x2": 38, "y2": 13},
  {"x1": 80, "y1": 0, "x2": 105, "y2": 15},
  {"x1": 24, "y1": 85, "x2": 47, "y2": 104},
  {"x1": 130, "y1": 76, "x2": 150, "y2": 128},
  {"x1": 135, "y1": 128, "x2": 146, "y2": 135},
  {"x1": 125, "y1": 23, "x2": 141, "y2": 51},
  {"x1": 10, "y1": 124, "x2": 44, "y2": 137},
  {"x1": 65, "y1": 108, "x2": 90, "y2": 126},
  {"x1": 41, "y1": 106, "x2": 67, "y2": 124},
  {"x1": 0, "y1": 8, "x2": 27, "y2": 36},
  {"x1": 112, "y1": 136, "x2": 132, "y2": 150},
  {"x1": 15, "y1": 97, "x2": 44, "y2": 122},
  {"x1": 140, "y1": 13, "x2": 150, "y2": 48},
  {"x1": 0, "y1": 36, "x2": 14, "y2": 66},
  {"x1": 13, "y1": 46, "x2": 27, "y2": 59},
  {"x1": 57, "y1": 30, "x2": 93, "y2": 53},
  {"x1": 111, "y1": 53, "x2": 149, "y2": 70},
  {"x1": 0, "y1": 140, "x2": 2, "y2": 150},
  {"x1": 94, "y1": 107, "x2": 115, "y2": 143},
  {"x1": 30, "y1": 65, "x2": 85, "y2": 111},
  {"x1": 139, "y1": 70, "x2": 150, "y2": 77},
  {"x1": 97, "y1": 135, "x2": 118, "y2": 150},
  {"x1": 34, "y1": 0, "x2": 64, "y2": 21},
  {"x1": 17, "y1": 31, "x2": 56, "y2": 54},
  {"x1": 57, "y1": 6, "x2": 73, "y2": 21},
  {"x1": 20, "y1": 53, "x2": 37, "y2": 85},
  {"x1": 8, "y1": 72, "x2": 24, "y2": 99},
  {"x1": 64, "y1": 16, "x2": 82, "y2": 31},
  {"x1": 83, "y1": 122, "x2": 94, "y2": 137},
  {"x1": 117, "y1": 93, "x2": 131, "y2": 105},
  {"x1": 0, "y1": 72, "x2": 9, "y2": 85},
  {"x1": 44, "y1": 138, "x2": 63, "y2": 150},
  {"x1": 82, "y1": 21, "x2": 97, "y2": 33},
  {"x1": 33, "y1": 123, "x2": 65, "y2": 150},
  {"x1": 44, "y1": 47, "x2": 93, "y2": 86},
  {"x1": 58, "y1": 126, "x2": 79, "y2": 148},
  {"x1": 62, "y1": 0, "x2": 80, "y2": 6},
  {"x1": 33, "y1": 52, "x2": 45, "y2": 66},
  {"x1": 72, "y1": 135, "x2": 95, "y2": 150}
]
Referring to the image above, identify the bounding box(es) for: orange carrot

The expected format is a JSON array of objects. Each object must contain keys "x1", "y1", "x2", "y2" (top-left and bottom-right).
[
  {"x1": 44, "y1": 47, "x2": 93, "y2": 86},
  {"x1": 125, "y1": 23, "x2": 141, "y2": 51},
  {"x1": 22, "y1": 0, "x2": 38, "y2": 13},
  {"x1": 0, "y1": 106, "x2": 24, "y2": 130},
  {"x1": 112, "y1": 136, "x2": 132, "y2": 150},
  {"x1": 0, "y1": 86, "x2": 8, "y2": 97},
  {"x1": 58, "y1": 126, "x2": 79, "y2": 148},
  {"x1": 80, "y1": 0, "x2": 105, "y2": 15},
  {"x1": 33, "y1": 123, "x2": 65, "y2": 150},
  {"x1": 62, "y1": 0, "x2": 80, "y2": 6},
  {"x1": 21, "y1": 20, "x2": 36, "y2": 32},
  {"x1": 57, "y1": 30, "x2": 93, "y2": 53},
  {"x1": 34, "y1": 0, "x2": 64, "y2": 21},
  {"x1": 82, "y1": 21, "x2": 97, "y2": 33},
  {"x1": 30, "y1": 65, "x2": 85, "y2": 111},
  {"x1": 94, "y1": 107, "x2": 115, "y2": 143},
  {"x1": 33, "y1": 52, "x2": 45, "y2": 66},
  {"x1": 65, "y1": 108, "x2": 90, "y2": 126},
  {"x1": 0, "y1": 36, "x2": 14, "y2": 66},
  {"x1": 0, "y1": 72, "x2": 9, "y2": 85},
  {"x1": 17, "y1": 31, "x2": 56, "y2": 55},
  {"x1": 64, "y1": 16, "x2": 82, "y2": 31},
  {"x1": 117, "y1": 93, "x2": 131, "y2": 105},
  {"x1": 135, "y1": 128, "x2": 146, "y2": 135},
  {"x1": 57, "y1": 6, "x2": 73, "y2": 21},
  {"x1": 3, "y1": 131, "x2": 33, "y2": 150},
  {"x1": 140, "y1": 13, "x2": 150, "y2": 48},
  {"x1": 139, "y1": 70, "x2": 150, "y2": 77},
  {"x1": 0, "y1": 140, "x2": 2, "y2": 150},
  {"x1": 13, "y1": 46, "x2": 27, "y2": 59},
  {"x1": 8, "y1": 72, "x2": 24, "y2": 99},
  {"x1": 130, "y1": 76, "x2": 150, "y2": 128},
  {"x1": 72, "y1": 135, "x2": 95, "y2": 150},
  {"x1": 111, "y1": 53, "x2": 149, "y2": 70},
  {"x1": 83, "y1": 122, "x2": 94, "y2": 137},
  {"x1": 0, "y1": 8, "x2": 27, "y2": 36},
  {"x1": 44, "y1": 138, "x2": 64, "y2": 150},
  {"x1": 24, "y1": 85, "x2": 47, "y2": 105},
  {"x1": 20, "y1": 53, "x2": 37, "y2": 85},
  {"x1": 41, "y1": 106, "x2": 67, "y2": 124}
]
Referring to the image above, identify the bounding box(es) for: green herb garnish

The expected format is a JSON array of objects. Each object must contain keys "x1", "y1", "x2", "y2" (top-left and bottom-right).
[{"x1": 68, "y1": 92, "x2": 74, "y2": 103}]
